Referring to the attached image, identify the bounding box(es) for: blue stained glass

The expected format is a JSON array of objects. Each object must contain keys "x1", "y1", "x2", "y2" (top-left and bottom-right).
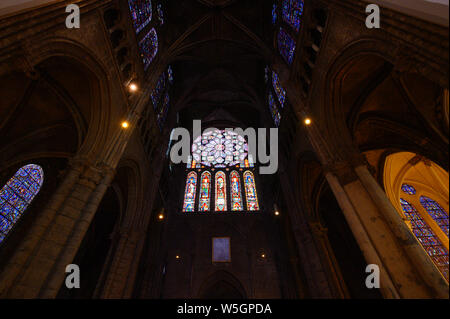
[
  {"x1": 420, "y1": 196, "x2": 449, "y2": 237},
  {"x1": 268, "y1": 91, "x2": 281, "y2": 127},
  {"x1": 264, "y1": 65, "x2": 269, "y2": 83},
  {"x1": 400, "y1": 198, "x2": 448, "y2": 281},
  {"x1": 157, "y1": 91, "x2": 170, "y2": 130},
  {"x1": 128, "y1": 0, "x2": 152, "y2": 34},
  {"x1": 0, "y1": 215, "x2": 12, "y2": 233},
  {"x1": 139, "y1": 27, "x2": 158, "y2": 70},
  {"x1": 0, "y1": 164, "x2": 44, "y2": 243},
  {"x1": 271, "y1": 71, "x2": 286, "y2": 108},
  {"x1": 278, "y1": 27, "x2": 296, "y2": 65},
  {"x1": 168, "y1": 65, "x2": 174, "y2": 84},
  {"x1": 213, "y1": 237, "x2": 231, "y2": 262},
  {"x1": 151, "y1": 72, "x2": 166, "y2": 108},
  {"x1": 401, "y1": 184, "x2": 416, "y2": 195},
  {"x1": 282, "y1": 0, "x2": 304, "y2": 33},
  {"x1": 157, "y1": 3, "x2": 164, "y2": 25},
  {"x1": 272, "y1": 4, "x2": 277, "y2": 25}
]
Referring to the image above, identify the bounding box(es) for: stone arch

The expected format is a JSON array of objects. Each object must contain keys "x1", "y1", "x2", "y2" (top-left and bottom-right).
[
  {"x1": 22, "y1": 37, "x2": 116, "y2": 160},
  {"x1": 319, "y1": 39, "x2": 398, "y2": 160},
  {"x1": 295, "y1": 151, "x2": 324, "y2": 222},
  {"x1": 115, "y1": 158, "x2": 145, "y2": 228},
  {"x1": 320, "y1": 38, "x2": 448, "y2": 165}
]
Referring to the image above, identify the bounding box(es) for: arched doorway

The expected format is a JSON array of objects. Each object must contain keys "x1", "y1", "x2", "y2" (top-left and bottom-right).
[
  {"x1": 198, "y1": 271, "x2": 247, "y2": 299},
  {"x1": 200, "y1": 280, "x2": 245, "y2": 299}
]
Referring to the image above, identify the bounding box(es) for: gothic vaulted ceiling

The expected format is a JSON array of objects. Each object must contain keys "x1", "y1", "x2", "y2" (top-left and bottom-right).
[{"x1": 164, "y1": 0, "x2": 274, "y2": 129}]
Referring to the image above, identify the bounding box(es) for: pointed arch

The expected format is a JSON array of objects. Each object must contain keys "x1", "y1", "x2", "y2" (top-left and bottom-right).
[
  {"x1": 230, "y1": 171, "x2": 243, "y2": 211},
  {"x1": 0, "y1": 164, "x2": 44, "y2": 243},
  {"x1": 400, "y1": 198, "x2": 448, "y2": 281},
  {"x1": 183, "y1": 171, "x2": 197, "y2": 212},
  {"x1": 243, "y1": 171, "x2": 259, "y2": 211},
  {"x1": 199, "y1": 171, "x2": 211, "y2": 212},
  {"x1": 420, "y1": 196, "x2": 449, "y2": 237},
  {"x1": 215, "y1": 171, "x2": 227, "y2": 212},
  {"x1": 197, "y1": 270, "x2": 247, "y2": 299}
]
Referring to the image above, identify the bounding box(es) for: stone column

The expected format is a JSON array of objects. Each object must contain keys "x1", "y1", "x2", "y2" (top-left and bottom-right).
[
  {"x1": 38, "y1": 163, "x2": 116, "y2": 298},
  {"x1": 99, "y1": 227, "x2": 146, "y2": 298},
  {"x1": 0, "y1": 158, "x2": 115, "y2": 298},
  {"x1": 354, "y1": 164, "x2": 449, "y2": 297},
  {"x1": 324, "y1": 169, "x2": 401, "y2": 299},
  {"x1": 272, "y1": 49, "x2": 449, "y2": 299},
  {"x1": 323, "y1": 158, "x2": 449, "y2": 298},
  {"x1": 278, "y1": 171, "x2": 334, "y2": 298},
  {"x1": 309, "y1": 222, "x2": 350, "y2": 299}
]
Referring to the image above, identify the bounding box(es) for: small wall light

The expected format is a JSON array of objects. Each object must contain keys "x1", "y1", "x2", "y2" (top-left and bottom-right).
[
  {"x1": 128, "y1": 82, "x2": 138, "y2": 92},
  {"x1": 121, "y1": 121, "x2": 129, "y2": 129},
  {"x1": 304, "y1": 118, "x2": 312, "y2": 126},
  {"x1": 274, "y1": 203, "x2": 280, "y2": 216},
  {"x1": 158, "y1": 208, "x2": 165, "y2": 221}
]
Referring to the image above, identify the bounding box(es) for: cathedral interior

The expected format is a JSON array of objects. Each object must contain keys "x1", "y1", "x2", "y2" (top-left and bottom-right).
[{"x1": 0, "y1": 0, "x2": 448, "y2": 299}]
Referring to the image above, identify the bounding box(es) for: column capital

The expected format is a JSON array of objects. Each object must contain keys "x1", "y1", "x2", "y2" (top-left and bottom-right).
[{"x1": 323, "y1": 162, "x2": 357, "y2": 186}]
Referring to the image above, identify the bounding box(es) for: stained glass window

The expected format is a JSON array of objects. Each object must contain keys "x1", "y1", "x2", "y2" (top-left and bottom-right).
[
  {"x1": 400, "y1": 198, "x2": 449, "y2": 281},
  {"x1": 192, "y1": 129, "x2": 248, "y2": 168},
  {"x1": 157, "y1": 3, "x2": 164, "y2": 25},
  {"x1": 272, "y1": 71, "x2": 286, "y2": 108},
  {"x1": 168, "y1": 65, "x2": 174, "y2": 84},
  {"x1": 230, "y1": 171, "x2": 243, "y2": 211},
  {"x1": 420, "y1": 196, "x2": 449, "y2": 237},
  {"x1": 157, "y1": 91, "x2": 170, "y2": 130},
  {"x1": 198, "y1": 172, "x2": 211, "y2": 212},
  {"x1": 264, "y1": 65, "x2": 270, "y2": 83},
  {"x1": 212, "y1": 237, "x2": 231, "y2": 262},
  {"x1": 151, "y1": 72, "x2": 166, "y2": 108},
  {"x1": 282, "y1": 0, "x2": 304, "y2": 33},
  {"x1": 277, "y1": 27, "x2": 296, "y2": 65},
  {"x1": 128, "y1": 0, "x2": 152, "y2": 34},
  {"x1": 139, "y1": 27, "x2": 158, "y2": 70},
  {"x1": 244, "y1": 171, "x2": 259, "y2": 211},
  {"x1": 272, "y1": 4, "x2": 277, "y2": 25},
  {"x1": 183, "y1": 129, "x2": 259, "y2": 214},
  {"x1": 268, "y1": 91, "x2": 281, "y2": 127},
  {"x1": 215, "y1": 171, "x2": 227, "y2": 212},
  {"x1": 0, "y1": 164, "x2": 44, "y2": 243},
  {"x1": 183, "y1": 172, "x2": 197, "y2": 212},
  {"x1": 401, "y1": 183, "x2": 416, "y2": 195}
]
